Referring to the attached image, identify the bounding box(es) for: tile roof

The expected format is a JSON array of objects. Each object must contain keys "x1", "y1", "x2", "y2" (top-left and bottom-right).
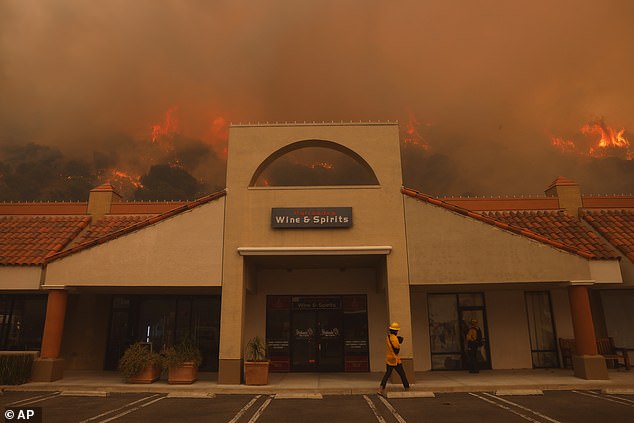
[
  {"x1": 77, "y1": 215, "x2": 153, "y2": 243},
  {"x1": 546, "y1": 176, "x2": 578, "y2": 190},
  {"x1": 0, "y1": 203, "x2": 88, "y2": 215},
  {"x1": 45, "y1": 190, "x2": 226, "y2": 263},
  {"x1": 482, "y1": 210, "x2": 619, "y2": 260},
  {"x1": 0, "y1": 216, "x2": 90, "y2": 265},
  {"x1": 581, "y1": 210, "x2": 634, "y2": 262},
  {"x1": 441, "y1": 197, "x2": 560, "y2": 211},
  {"x1": 582, "y1": 196, "x2": 634, "y2": 209},
  {"x1": 402, "y1": 187, "x2": 612, "y2": 260}
]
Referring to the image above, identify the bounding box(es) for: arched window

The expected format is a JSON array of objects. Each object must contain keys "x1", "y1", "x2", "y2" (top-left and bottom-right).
[{"x1": 250, "y1": 140, "x2": 379, "y2": 187}]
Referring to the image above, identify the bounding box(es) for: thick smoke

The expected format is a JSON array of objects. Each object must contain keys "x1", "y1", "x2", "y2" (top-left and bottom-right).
[{"x1": 1, "y1": 1, "x2": 633, "y2": 199}]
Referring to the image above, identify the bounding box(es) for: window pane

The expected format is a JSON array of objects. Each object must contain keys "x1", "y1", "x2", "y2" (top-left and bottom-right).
[{"x1": 428, "y1": 294, "x2": 460, "y2": 353}]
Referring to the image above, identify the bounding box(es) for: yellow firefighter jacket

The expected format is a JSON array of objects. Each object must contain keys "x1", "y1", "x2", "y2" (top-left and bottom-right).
[{"x1": 385, "y1": 333, "x2": 401, "y2": 366}]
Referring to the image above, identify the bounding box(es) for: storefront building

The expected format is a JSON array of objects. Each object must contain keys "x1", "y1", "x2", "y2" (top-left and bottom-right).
[{"x1": 0, "y1": 122, "x2": 632, "y2": 384}]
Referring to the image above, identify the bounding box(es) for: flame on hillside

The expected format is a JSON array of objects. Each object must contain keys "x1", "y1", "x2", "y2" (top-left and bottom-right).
[
  {"x1": 550, "y1": 118, "x2": 632, "y2": 160},
  {"x1": 151, "y1": 106, "x2": 179, "y2": 143},
  {"x1": 111, "y1": 169, "x2": 143, "y2": 189},
  {"x1": 402, "y1": 113, "x2": 431, "y2": 151}
]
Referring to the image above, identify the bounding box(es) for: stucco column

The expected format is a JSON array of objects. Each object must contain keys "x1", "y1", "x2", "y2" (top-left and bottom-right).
[
  {"x1": 568, "y1": 284, "x2": 608, "y2": 380},
  {"x1": 40, "y1": 289, "x2": 68, "y2": 359},
  {"x1": 31, "y1": 288, "x2": 68, "y2": 382},
  {"x1": 217, "y1": 258, "x2": 246, "y2": 384}
]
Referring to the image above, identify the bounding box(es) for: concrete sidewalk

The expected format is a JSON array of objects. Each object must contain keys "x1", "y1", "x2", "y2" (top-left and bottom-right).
[{"x1": 4, "y1": 369, "x2": 634, "y2": 396}]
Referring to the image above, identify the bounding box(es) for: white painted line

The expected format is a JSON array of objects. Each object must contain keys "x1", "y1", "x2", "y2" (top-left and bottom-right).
[
  {"x1": 96, "y1": 396, "x2": 165, "y2": 423},
  {"x1": 7, "y1": 392, "x2": 60, "y2": 407},
  {"x1": 60, "y1": 391, "x2": 109, "y2": 397},
  {"x1": 78, "y1": 394, "x2": 162, "y2": 423},
  {"x1": 363, "y1": 395, "x2": 387, "y2": 423},
  {"x1": 227, "y1": 395, "x2": 261, "y2": 423},
  {"x1": 275, "y1": 393, "x2": 322, "y2": 399},
  {"x1": 601, "y1": 388, "x2": 634, "y2": 396},
  {"x1": 604, "y1": 394, "x2": 634, "y2": 404},
  {"x1": 573, "y1": 390, "x2": 634, "y2": 408},
  {"x1": 377, "y1": 394, "x2": 407, "y2": 423},
  {"x1": 482, "y1": 392, "x2": 561, "y2": 423},
  {"x1": 469, "y1": 393, "x2": 542, "y2": 423},
  {"x1": 247, "y1": 395, "x2": 273, "y2": 423}
]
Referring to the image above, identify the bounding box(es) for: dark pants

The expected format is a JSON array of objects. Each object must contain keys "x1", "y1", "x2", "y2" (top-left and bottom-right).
[
  {"x1": 467, "y1": 346, "x2": 479, "y2": 373},
  {"x1": 380, "y1": 363, "x2": 409, "y2": 388}
]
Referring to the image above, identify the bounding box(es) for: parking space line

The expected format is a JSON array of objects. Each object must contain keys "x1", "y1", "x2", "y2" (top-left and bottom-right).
[
  {"x1": 604, "y1": 394, "x2": 634, "y2": 405},
  {"x1": 482, "y1": 392, "x2": 562, "y2": 423},
  {"x1": 362, "y1": 395, "x2": 386, "y2": 423},
  {"x1": 572, "y1": 390, "x2": 634, "y2": 408},
  {"x1": 7, "y1": 392, "x2": 60, "y2": 407},
  {"x1": 469, "y1": 393, "x2": 543, "y2": 423},
  {"x1": 377, "y1": 394, "x2": 407, "y2": 423},
  {"x1": 227, "y1": 395, "x2": 262, "y2": 423},
  {"x1": 79, "y1": 394, "x2": 162, "y2": 423},
  {"x1": 246, "y1": 395, "x2": 273, "y2": 423},
  {"x1": 94, "y1": 395, "x2": 166, "y2": 423}
]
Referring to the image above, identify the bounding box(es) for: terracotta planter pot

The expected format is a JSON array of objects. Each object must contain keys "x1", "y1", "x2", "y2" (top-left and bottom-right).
[
  {"x1": 168, "y1": 362, "x2": 199, "y2": 385},
  {"x1": 127, "y1": 363, "x2": 160, "y2": 384},
  {"x1": 244, "y1": 361, "x2": 269, "y2": 385}
]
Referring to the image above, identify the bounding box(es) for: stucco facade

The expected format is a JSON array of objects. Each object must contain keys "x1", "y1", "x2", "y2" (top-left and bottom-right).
[{"x1": 1, "y1": 122, "x2": 632, "y2": 384}]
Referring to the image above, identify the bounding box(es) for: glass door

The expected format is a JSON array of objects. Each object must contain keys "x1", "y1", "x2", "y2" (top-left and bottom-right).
[
  {"x1": 317, "y1": 309, "x2": 344, "y2": 371},
  {"x1": 525, "y1": 291, "x2": 559, "y2": 368},
  {"x1": 428, "y1": 293, "x2": 490, "y2": 370},
  {"x1": 291, "y1": 310, "x2": 318, "y2": 371}
]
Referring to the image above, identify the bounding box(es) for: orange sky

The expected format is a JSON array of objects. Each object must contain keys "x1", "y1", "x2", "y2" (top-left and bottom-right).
[{"x1": 1, "y1": 1, "x2": 633, "y2": 195}]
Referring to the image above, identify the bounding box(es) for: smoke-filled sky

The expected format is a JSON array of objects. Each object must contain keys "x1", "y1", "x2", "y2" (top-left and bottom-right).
[{"x1": 1, "y1": 0, "x2": 633, "y2": 199}]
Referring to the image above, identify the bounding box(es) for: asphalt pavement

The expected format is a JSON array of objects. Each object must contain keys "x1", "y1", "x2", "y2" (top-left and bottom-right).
[{"x1": 2, "y1": 390, "x2": 634, "y2": 423}]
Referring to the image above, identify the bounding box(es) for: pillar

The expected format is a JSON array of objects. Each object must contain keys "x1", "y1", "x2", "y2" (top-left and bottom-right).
[
  {"x1": 32, "y1": 289, "x2": 68, "y2": 381},
  {"x1": 217, "y1": 260, "x2": 246, "y2": 384},
  {"x1": 568, "y1": 284, "x2": 608, "y2": 380}
]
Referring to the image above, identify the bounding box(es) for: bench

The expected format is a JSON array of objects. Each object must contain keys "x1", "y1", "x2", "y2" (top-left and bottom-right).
[{"x1": 559, "y1": 337, "x2": 631, "y2": 370}]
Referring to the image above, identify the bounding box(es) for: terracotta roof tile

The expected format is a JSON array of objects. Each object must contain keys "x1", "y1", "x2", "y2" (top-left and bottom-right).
[
  {"x1": 0, "y1": 216, "x2": 91, "y2": 265},
  {"x1": 482, "y1": 210, "x2": 619, "y2": 260},
  {"x1": 402, "y1": 187, "x2": 611, "y2": 260},
  {"x1": 581, "y1": 210, "x2": 634, "y2": 262},
  {"x1": 78, "y1": 215, "x2": 153, "y2": 243}
]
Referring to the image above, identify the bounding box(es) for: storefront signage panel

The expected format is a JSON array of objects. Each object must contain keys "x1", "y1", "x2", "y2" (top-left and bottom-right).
[{"x1": 271, "y1": 207, "x2": 352, "y2": 228}]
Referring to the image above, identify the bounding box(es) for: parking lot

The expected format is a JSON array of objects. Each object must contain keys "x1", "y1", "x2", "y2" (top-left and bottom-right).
[{"x1": 2, "y1": 390, "x2": 633, "y2": 423}]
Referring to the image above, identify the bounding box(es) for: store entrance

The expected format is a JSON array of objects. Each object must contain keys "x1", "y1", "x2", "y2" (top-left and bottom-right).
[
  {"x1": 267, "y1": 295, "x2": 369, "y2": 372},
  {"x1": 292, "y1": 308, "x2": 343, "y2": 372}
]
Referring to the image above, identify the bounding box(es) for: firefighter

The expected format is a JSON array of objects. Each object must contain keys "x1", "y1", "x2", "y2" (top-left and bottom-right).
[
  {"x1": 379, "y1": 322, "x2": 410, "y2": 396},
  {"x1": 465, "y1": 318, "x2": 483, "y2": 373}
]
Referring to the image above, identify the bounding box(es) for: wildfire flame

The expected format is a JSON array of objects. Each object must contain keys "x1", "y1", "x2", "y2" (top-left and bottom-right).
[
  {"x1": 111, "y1": 169, "x2": 143, "y2": 189},
  {"x1": 403, "y1": 113, "x2": 431, "y2": 151},
  {"x1": 151, "y1": 106, "x2": 179, "y2": 143},
  {"x1": 310, "y1": 161, "x2": 334, "y2": 170},
  {"x1": 582, "y1": 119, "x2": 632, "y2": 159},
  {"x1": 550, "y1": 136, "x2": 576, "y2": 154},
  {"x1": 550, "y1": 118, "x2": 632, "y2": 160}
]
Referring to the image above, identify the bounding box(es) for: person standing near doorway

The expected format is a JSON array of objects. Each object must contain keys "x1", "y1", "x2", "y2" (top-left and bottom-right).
[
  {"x1": 465, "y1": 318, "x2": 483, "y2": 373},
  {"x1": 379, "y1": 322, "x2": 410, "y2": 396}
]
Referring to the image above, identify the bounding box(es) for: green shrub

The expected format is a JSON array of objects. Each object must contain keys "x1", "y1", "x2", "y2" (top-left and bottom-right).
[
  {"x1": 161, "y1": 338, "x2": 202, "y2": 367},
  {"x1": 117, "y1": 343, "x2": 161, "y2": 378},
  {"x1": 245, "y1": 336, "x2": 267, "y2": 362},
  {"x1": 0, "y1": 354, "x2": 35, "y2": 385}
]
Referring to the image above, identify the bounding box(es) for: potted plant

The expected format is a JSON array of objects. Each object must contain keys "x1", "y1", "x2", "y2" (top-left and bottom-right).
[
  {"x1": 118, "y1": 342, "x2": 162, "y2": 384},
  {"x1": 161, "y1": 338, "x2": 202, "y2": 384},
  {"x1": 244, "y1": 336, "x2": 269, "y2": 385}
]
